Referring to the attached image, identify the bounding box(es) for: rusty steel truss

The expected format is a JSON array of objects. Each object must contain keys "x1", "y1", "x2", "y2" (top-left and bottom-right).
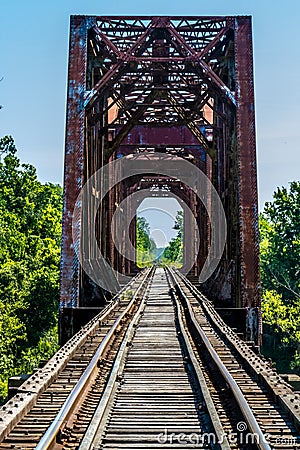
[{"x1": 60, "y1": 16, "x2": 260, "y2": 342}]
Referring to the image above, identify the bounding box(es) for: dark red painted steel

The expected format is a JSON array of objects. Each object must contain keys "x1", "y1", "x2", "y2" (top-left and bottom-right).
[
  {"x1": 234, "y1": 17, "x2": 260, "y2": 309},
  {"x1": 60, "y1": 16, "x2": 96, "y2": 308},
  {"x1": 60, "y1": 15, "x2": 261, "y2": 341}
]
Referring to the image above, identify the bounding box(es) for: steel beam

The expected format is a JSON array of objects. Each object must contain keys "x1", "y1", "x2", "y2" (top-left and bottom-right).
[
  {"x1": 60, "y1": 16, "x2": 96, "y2": 308},
  {"x1": 61, "y1": 14, "x2": 261, "y2": 341},
  {"x1": 234, "y1": 17, "x2": 260, "y2": 310}
]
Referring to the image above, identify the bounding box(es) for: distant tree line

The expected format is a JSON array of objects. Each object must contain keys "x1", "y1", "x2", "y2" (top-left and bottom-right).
[
  {"x1": 136, "y1": 216, "x2": 157, "y2": 267},
  {"x1": 136, "y1": 211, "x2": 184, "y2": 268},
  {"x1": 161, "y1": 210, "x2": 183, "y2": 266}
]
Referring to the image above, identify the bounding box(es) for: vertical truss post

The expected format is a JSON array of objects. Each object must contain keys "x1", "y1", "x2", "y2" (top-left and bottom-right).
[
  {"x1": 234, "y1": 17, "x2": 260, "y2": 310},
  {"x1": 60, "y1": 16, "x2": 95, "y2": 308}
]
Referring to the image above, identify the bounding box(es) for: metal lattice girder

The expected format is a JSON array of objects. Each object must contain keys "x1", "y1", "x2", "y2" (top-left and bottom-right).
[
  {"x1": 84, "y1": 16, "x2": 237, "y2": 141},
  {"x1": 61, "y1": 15, "x2": 260, "y2": 328}
]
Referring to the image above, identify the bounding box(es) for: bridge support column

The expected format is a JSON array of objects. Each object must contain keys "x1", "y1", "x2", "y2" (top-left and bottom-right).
[
  {"x1": 60, "y1": 16, "x2": 96, "y2": 308},
  {"x1": 234, "y1": 17, "x2": 260, "y2": 312}
]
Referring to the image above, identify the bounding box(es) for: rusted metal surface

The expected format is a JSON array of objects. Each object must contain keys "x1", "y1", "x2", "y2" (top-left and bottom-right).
[
  {"x1": 60, "y1": 16, "x2": 96, "y2": 308},
  {"x1": 234, "y1": 17, "x2": 260, "y2": 311},
  {"x1": 60, "y1": 15, "x2": 261, "y2": 339}
]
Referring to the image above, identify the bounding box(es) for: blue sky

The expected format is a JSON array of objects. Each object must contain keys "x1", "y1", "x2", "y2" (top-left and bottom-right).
[
  {"x1": 1, "y1": 0, "x2": 299, "y2": 233},
  {"x1": 137, "y1": 198, "x2": 183, "y2": 246}
]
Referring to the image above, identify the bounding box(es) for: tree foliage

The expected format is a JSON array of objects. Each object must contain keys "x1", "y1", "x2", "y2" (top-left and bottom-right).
[
  {"x1": 136, "y1": 216, "x2": 156, "y2": 267},
  {"x1": 162, "y1": 211, "x2": 183, "y2": 266},
  {"x1": 0, "y1": 136, "x2": 62, "y2": 402},
  {"x1": 260, "y1": 182, "x2": 300, "y2": 371},
  {"x1": 260, "y1": 181, "x2": 300, "y2": 302}
]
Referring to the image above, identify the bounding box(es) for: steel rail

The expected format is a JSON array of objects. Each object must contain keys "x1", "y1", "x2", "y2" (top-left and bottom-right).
[
  {"x1": 167, "y1": 267, "x2": 271, "y2": 450},
  {"x1": 93, "y1": 266, "x2": 147, "y2": 321},
  {"x1": 0, "y1": 269, "x2": 150, "y2": 443},
  {"x1": 80, "y1": 267, "x2": 229, "y2": 450},
  {"x1": 35, "y1": 267, "x2": 153, "y2": 450},
  {"x1": 164, "y1": 268, "x2": 231, "y2": 450},
  {"x1": 79, "y1": 270, "x2": 150, "y2": 449}
]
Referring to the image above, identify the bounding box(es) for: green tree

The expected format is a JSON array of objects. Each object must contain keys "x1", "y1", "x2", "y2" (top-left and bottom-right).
[
  {"x1": 0, "y1": 136, "x2": 62, "y2": 402},
  {"x1": 136, "y1": 216, "x2": 156, "y2": 267},
  {"x1": 162, "y1": 211, "x2": 184, "y2": 265},
  {"x1": 260, "y1": 182, "x2": 300, "y2": 372},
  {"x1": 260, "y1": 182, "x2": 300, "y2": 302}
]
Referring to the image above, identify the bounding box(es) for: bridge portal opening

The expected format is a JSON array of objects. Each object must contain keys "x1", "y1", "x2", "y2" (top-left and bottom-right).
[
  {"x1": 136, "y1": 198, "x2": 184, "y2": 268},
  {"x1": 60, "y1": 15, "x2": 261, "y2": 344}
]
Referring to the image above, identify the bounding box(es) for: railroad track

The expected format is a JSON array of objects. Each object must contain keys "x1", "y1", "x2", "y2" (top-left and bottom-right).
[
  {"x1": 78, "y1": 267, "x2": 225, "y2": 449},
  {"x1": 1, "y1": 267, "x2": 300, "y2": 449},
  {"x1": 169, "y1": 268, "x2": 300, "y2": 449},
  {"x1": 0, "y1": 267, "x2": 153, "y2": 448}
]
